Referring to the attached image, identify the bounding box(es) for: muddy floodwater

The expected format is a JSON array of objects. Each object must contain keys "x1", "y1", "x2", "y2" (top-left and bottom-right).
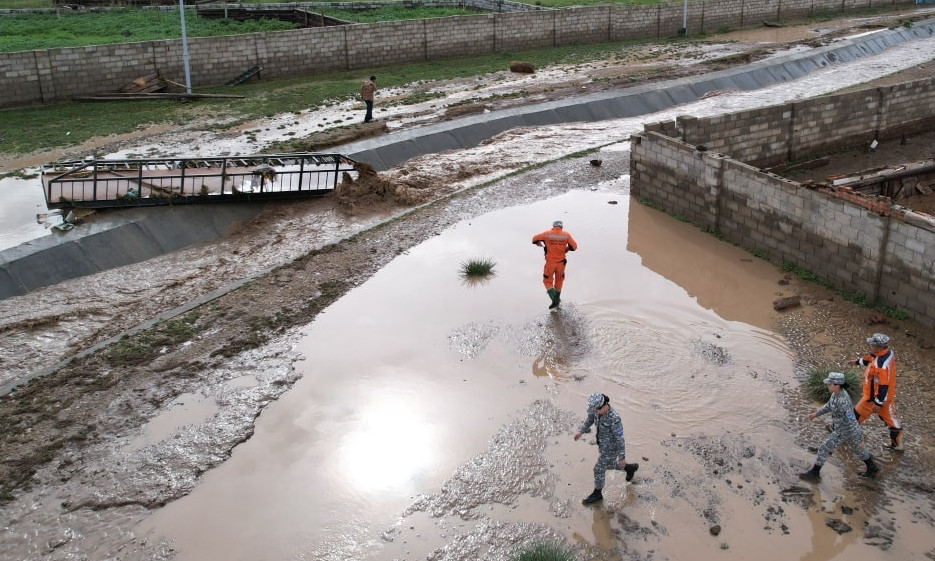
[
  {"x1": 130, "y1": 183, "x2": 930, "y2": 560},
  {"x1": 4, "y1": 13, "x2": 935, "y2": 561}
]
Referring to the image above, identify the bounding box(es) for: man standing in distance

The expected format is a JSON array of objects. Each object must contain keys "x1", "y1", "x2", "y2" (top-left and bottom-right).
[
  {"x1": 360, "y1": 75, "x2": 377, "y2": 123},
  {"x1": 574, "y1": 393, "x2": 638, "y2": 505},
  {"x1": 532, "y1": 220, "x2": 577, "y2": 309}
]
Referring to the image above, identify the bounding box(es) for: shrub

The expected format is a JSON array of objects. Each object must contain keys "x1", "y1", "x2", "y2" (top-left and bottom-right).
[
  {"x1": 460, "y1": 257, "x2": 496, "y2": 278},
  {"x1": 802, "y1": 368, "x2": 861, "y2": 403},
  {"x1": 509, "y1": 60, "x2": 536, "y2": 73},
  {"x1": 509, "y1": 542, "x2": 576, "y2": 561}
]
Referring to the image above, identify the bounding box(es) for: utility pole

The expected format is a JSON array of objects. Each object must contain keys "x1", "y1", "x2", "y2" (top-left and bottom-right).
[
  {"x1": 179, "y1": 0, "x2": 192, "y2": 94},
  {"x1": 680, "y1": 0, "x2": 688, "y2": 36}
]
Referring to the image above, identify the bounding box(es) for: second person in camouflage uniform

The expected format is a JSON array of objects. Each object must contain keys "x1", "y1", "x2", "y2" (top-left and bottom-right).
[
  {"x1": 574, "y1": 393, "x2": 639, "y2": 505},
  {"x1": 800, "y1": 371, "x2": 879, "y2": 480}
]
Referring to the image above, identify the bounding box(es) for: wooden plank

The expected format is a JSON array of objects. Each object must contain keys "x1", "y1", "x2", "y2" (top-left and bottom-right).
[{"x1": 74, "y1": 93, "x2": 245, "y2": 101}]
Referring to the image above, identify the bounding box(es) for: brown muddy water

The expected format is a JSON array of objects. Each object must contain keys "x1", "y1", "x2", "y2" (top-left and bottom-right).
[{"x1": 131, "y1": 185, "x2": 931, "y2": 560}]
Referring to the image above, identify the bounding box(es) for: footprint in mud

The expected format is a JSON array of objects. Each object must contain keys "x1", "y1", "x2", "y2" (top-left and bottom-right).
[{"x1": 446, "y1": 304, "x2": 592, "y2": 380}]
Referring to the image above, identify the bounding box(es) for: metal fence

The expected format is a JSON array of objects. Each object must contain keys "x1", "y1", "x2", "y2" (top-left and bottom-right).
[{"x1": 41, "y1": 153, "x2": 357, "y2": 209}]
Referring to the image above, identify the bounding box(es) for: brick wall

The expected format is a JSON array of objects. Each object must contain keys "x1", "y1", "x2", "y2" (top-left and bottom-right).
[
  {"x1": 0, "y1": 0, "x2": 919, "y2": 107},
  {"x1": 630, "y1": 77, "x2": 935, "y2": 327}
]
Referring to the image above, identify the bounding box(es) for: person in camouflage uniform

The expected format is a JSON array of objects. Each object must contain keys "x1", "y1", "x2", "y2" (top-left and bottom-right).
[
  {"x1": 800, "y1": 371, "x2": 879, "y2": 481},
  {"x1": 574, "y1": 393, "x2": 638, "y2": 505}
]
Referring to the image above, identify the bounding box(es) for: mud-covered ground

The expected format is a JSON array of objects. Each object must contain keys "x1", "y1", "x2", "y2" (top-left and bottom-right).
[{"x1": 2, "y1": 9, "x2": 935, "y2": 560}]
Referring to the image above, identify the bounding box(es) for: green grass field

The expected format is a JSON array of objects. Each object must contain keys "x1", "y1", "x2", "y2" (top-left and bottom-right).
[{"x1": 0, "y1": 37, "x2": 671, "y2": 157}]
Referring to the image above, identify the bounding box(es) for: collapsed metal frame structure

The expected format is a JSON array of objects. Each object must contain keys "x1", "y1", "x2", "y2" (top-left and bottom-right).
[{"x1": 41, "y1": 153, "x2": 357, "y2": 209}]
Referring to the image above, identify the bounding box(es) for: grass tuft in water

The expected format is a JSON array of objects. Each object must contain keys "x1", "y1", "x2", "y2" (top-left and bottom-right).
[
  {"x1": 802, "y1": 368, "x2": 861, "y2": 403},
  {"x1": 460, "y1": 257, "x2": 496, "y2": 279},
  {"x1": 509, "y1": 542, "x2": 576, "y2": 561}
]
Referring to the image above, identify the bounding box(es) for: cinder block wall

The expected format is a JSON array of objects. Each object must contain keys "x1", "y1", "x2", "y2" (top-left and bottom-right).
[
  {"x1": 677, "y1": 77, "x2": 935, "y2": 168},
  {"x1": 0, "y1": 0, "x2": 918, "y2": 107},
  {"x1": 630, "y1": 77, "x2": 935, "y2": 327},
  {"x1": 428, "y1": 14, "x2": 495, "y2": 59}
]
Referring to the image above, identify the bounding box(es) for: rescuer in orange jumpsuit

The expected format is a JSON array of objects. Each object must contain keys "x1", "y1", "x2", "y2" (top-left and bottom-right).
[
  {"x1": 532, "y1": 220, "x2": 577, "y2": 309},
  {"x1": 846, "y1": 332, "x2": 903, "y2": 451}
]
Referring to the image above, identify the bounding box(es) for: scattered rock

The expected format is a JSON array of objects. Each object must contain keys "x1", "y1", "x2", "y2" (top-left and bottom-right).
[
  {"x1": 692, "y1": 339, "x2": 732, "y2": 365},
  {"x1": 841, "y1": 505, "x2": 854, "y2": 515},
  {"x1": 868, "y1": 312, "x2": 888, "y2": 325},
  {"x1": 773, "y1": 295, "x2": 801, "y2": 311},
  {"x1": 825, "y1": 518, "x2": 852, "y2": 534},
  {"x1": 710, "y1": 524, "x2": 721, "y2": 536}
]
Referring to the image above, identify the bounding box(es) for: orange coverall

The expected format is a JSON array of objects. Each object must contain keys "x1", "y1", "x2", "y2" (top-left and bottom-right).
[
  {"x1": 532, "y1": 226, "x2": 577, "y2": 291},
  {"x1": 853, "y1": 346, "x2": 902, "y2": 433}
]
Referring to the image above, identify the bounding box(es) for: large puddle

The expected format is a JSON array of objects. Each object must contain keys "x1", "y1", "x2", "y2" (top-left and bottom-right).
[{"x1": 132, "y1": 185, "x2": 928, "y2": 560}]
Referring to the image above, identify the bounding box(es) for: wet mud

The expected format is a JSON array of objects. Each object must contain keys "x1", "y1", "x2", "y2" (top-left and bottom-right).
[{"x1": 2, "y1": 10, "x2": 935, "y2": 561}]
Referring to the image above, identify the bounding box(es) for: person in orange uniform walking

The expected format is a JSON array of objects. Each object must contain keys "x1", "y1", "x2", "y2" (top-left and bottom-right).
[
  {"x1": 532, "y1": 220, "x2": 577, "y2": 309},
  {"x1": 846, "y1": 332, "x2": 904, "y2": 451}
]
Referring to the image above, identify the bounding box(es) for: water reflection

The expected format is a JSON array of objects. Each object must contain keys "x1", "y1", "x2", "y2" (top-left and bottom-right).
[
  {"x1": 339, "y1": 381, "x2": 440, "y2": 493},
  {"x1": 0, "y1": 174, "x2": 49, "y2": 251}
]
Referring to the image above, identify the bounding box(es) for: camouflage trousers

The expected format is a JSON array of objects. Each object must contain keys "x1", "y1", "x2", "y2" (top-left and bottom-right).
[
  {"x1": 593, "y1": 449, "x2": 625, "y2": 489},
  {"x1": 816, "y1": 423, "x2": 870, "y2": 466}
]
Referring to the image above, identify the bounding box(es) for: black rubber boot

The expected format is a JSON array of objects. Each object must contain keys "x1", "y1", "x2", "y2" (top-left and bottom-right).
[
  {"x1": 860, "y1": 457, "x2": 880, "y2": 478},
  {"x1": 582, "y1": 489, "x2": 603, "y2": 505},
  {"x1": 799, "y1": 464, "x2": 822, "y2": 481},
  {"x1": 624, "y1": 462, "x2": 639, "y2": 482},
  {"x1": 888, "y1": 428, "x2": 904, "y2": 451}
]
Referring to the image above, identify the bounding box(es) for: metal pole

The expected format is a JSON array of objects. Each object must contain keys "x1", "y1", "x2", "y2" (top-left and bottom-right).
[
  {"x1": 179, "y1": 0, "x2": 192, "y2": 94},
  {"x1": 680, "y1": 0, "x2": 687, "y2": 36}
]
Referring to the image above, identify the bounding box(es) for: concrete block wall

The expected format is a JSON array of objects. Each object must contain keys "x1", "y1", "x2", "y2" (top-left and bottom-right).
[
  {"x1": 0, "y1": 51, "x2": 43, "y2": 103},
  {"x1": 45, "y1": 43, "x2": 154, "y2": 100},
  {"x1": 630, "y1": 132, "x2": 716, "y2": 230},
  {"x1": 680, "y1": 105, "x2": 792, "y2": 166},
  {"x1": 878, "y1": 78, "x2": 935, "y2": 138},
  {"x1": 883, "y1": 214, "x2": 935, "y2": 319},
  {"x1": 346, "y1": 19, "x2": 426, "y2": 69},
  {"x1": 609, "y1": 5, "x2": 662, "y2": 41},
  {"x1": 630, "y1": 79, "x2": 935, "y2": 326},
  {"x1": 739, "y1": 0, "x2": 782, "y2": 26},
  {"x1": 0, "y1": 0, "x2": 921, "y2": 107},
  {"x1": 495, "y1": 11, "x2": 555, "y2": 52},
  {"x1": 700, "y1": 0, "x2": 745, "y2": 32},
  {"x1": 719, "y1": 159, "x2": 883, "y2": 297},
  {"x1": 427, "y1": 14, "x2": 495, "y2": 59},
  {"x1": 671, "y1": 77, "x2": 935, "y2": 168},
  {"x1": 259, "y1": 26, "x2": 347, "y2": 78},
  {"x1": 792, "y1": 89, "x2": 881, "y2": 160},
  {"x1": 555, "y1": 6, "x2": 611, "y2": 46},
  {"x1": 780, "y1": 0, "x2": 818, "y2": 19}
]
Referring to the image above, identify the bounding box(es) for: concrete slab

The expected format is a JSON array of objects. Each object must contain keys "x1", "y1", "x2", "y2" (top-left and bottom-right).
[
  {"x1": 0, "y1": 203, "x2": 265, "y2": 300},
  {"x1": 8, "y1": 240, "x2": 100, "y2": 293},
  {"x1": 78, "y1": 222, "x2": 166, "y2": 271},
  {"x1": 0, "y1": 267, "x2": 24, "y2": 300},
  {"x1": 553, "y1": 103, "x2": 601, "y2": 123},
  {"x1": 664, "y1": 84, "x2": 700, "y2": 105},
  {"x1": 410, "y1": 131, "x2": 464, "y2": 156}
]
